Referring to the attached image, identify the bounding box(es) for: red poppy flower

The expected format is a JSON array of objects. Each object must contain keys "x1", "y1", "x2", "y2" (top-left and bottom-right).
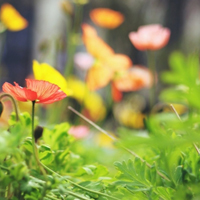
[{"x1": 2, "y1": 79, "x2": 67, "y2": 104}]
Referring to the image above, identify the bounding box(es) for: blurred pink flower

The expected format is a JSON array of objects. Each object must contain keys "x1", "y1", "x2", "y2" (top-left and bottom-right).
[
  {"x1": 68, "y1": 125, "x2": 90, "y2": 139},
  {"x1": 74, "y1": 52, "x2": 94, "y2": 70},
  {"x1": 129, "y1": 24, "x2": 170, "y2": 51}
]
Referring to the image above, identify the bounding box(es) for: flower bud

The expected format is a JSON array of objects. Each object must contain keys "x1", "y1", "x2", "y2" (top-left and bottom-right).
[
  {"x1": 61, "y1": 0, "x2": 73, "y2": 16},
  {"x1": 34, "y1": 126, "x2": 43, "y2": 143},
  {"x1": 0, "y1": 101, "x2": 3, "y2": 117}
]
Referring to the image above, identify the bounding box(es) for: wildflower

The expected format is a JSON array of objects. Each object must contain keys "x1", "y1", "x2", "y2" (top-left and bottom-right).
[
  {"x1": 82, "y1": 24, "x2": 132, "y2": 91},
  {"x1": 2, "y1": 79, "x2": 67, "y2": 104},
  {"x1": 82, "y1": 24, "x2": 114, "y2": 60},
  {"x1": 129, "y1": 24, "x2": 170, "y2": 51},
  {"x1": 74, "y1": 52, "x2": 94, "y2": 70},
  {"x1": 0, "y1": 3, "x2": 28, "y2": 31},
  {"x1": 33, "y1": 60, "x2": 71, "y2": 95},
  {"x1": 90, "y1": 8, "x2": 124, "y2": 29},
  {"x1": 68, "y1": 76, "x2": 106, "y2": 121},
  {"x1": 68, "y1": 125, "x2": 89, "y2": 139},
  {"x1": 113, "y1": 66, "x2": 153, "y2": 92}
]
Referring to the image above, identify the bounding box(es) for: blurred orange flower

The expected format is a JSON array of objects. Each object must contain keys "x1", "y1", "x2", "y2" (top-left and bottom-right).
[
  {"x1": 82, "y1": 24, "x2": 114, "y2": 60},
  {"x1": 113, "y1": 66, "x2": 153, "y2": 92},
  {"x1": 129, "y1": 24, "x2": 170, "y2": 51},
  {"x1": 82, "y1": 24, "x2": 132, "y2": 91},
  {"x1": 90, "y1": 8, "x2": 124, "y2": 29},
  {"x1": 0, "y1": 3, "x2": 28, "y2": 31}
]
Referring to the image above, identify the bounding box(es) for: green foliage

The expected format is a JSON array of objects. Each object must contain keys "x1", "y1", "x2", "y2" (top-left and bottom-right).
[
  {"x1": 1, "y1": 52, "x2": 200, "y2": 199},
  {"x1": 161, "y1": 51, "x2": 200, "y2": 108}
]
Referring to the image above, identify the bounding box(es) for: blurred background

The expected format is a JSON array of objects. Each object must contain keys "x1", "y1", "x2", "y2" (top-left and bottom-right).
[
  {"x1": 0, "y1": 0, "x2": 200, "y2": 130},
  {"x1": 1, "y1": 0, "x2": 200, "y2": 84}
]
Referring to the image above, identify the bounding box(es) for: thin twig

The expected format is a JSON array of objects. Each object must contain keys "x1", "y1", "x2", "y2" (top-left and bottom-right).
[
  {"x1": 170, "y1": 104, "x2": 182, "y2": 121},
  {"x1": 170, "y1": 104, "x2": 200, "y2": 155},
  {"x1": 68, "y1": 106, "x2": 171, "y2": 182},
  {"x1": 68, "y1": 106, "x2": 116, "y2": 141}
]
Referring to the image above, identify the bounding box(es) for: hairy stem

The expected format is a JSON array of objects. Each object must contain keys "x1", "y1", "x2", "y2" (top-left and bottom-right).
[{"x1": 0, "y1": 93, "x2": 19, "y2": 121}]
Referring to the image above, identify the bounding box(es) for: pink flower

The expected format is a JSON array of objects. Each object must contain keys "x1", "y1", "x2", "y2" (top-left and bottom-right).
[
  {"x1": 74, "y1": 52, "x2": 94, "y2": 70},
  {"x1": 68, "y1": 125, "x2": 90, "y2": 139},
  {"x1": 129, "y1": 24, "x2": 170, "y2": 51}
]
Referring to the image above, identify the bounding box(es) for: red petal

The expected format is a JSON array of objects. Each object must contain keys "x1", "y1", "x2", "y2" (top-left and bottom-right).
[
  {"x1": 111, "y1": 82, "x2": 123, "y2": 102},
  {"x1": 26, "y1": 79, "x2": 66, "y2": 104},
  {"x1": 2, "y1": 82, "x2": 27, "y2": 101},
  {"x1": 23, "y1": 88, "x2": 37, "y2": 101}
]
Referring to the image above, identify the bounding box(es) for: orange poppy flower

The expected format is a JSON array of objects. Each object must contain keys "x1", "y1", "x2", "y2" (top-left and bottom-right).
[
  {"x1": 82, "y1": 24, "x2": 114, "y2": 60},
  {"x1": 2, "y1": 79, "x2": 67, "y2": 104},
  {"x1": 113, "y1": 66, "x2": 153, "y2": 92},
  {"x1": 90, "y1": 8, "x2": 124, "y2": 29},
  {"x1": 82, "y1": 24, "x2": 132, "y2": 91},
  {"x1": 129, "y1": 24, "x2": 170, "y2": 51},
  {"x1": 0, "y1": 3, "x2": 28, "y2": 31}
]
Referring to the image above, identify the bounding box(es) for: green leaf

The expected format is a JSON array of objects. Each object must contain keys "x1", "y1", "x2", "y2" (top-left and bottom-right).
[
  {"x1": 39, "y1": 150, "x2": 54, "y2": 165},
  {"x1": 154, "y1": 187, "x2": 175, "y2": 200},
  {"x1": 174, "y1": 165, "x2": 183, "y2": 186},
  {"x1": 42, "y1": 122, "x2": 71, "y2": 150},
  {"x1": 114, "y1": 158, "x2": 152, "y2": 189}
]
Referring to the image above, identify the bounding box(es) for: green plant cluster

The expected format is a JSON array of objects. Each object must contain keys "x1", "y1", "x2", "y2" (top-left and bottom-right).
[{"x1": 1, "y1": 52, "x2": 200, "y2": 200}]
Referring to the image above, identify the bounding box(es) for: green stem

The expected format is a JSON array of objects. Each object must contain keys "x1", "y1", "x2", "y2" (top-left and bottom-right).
[
  {"x1": 0, "y1": 93, "x2": 19, "y2": 121},
  {"x1": 40, "y1": 162, "x2": 120, "y2": 200},
  {"x1": 65, "y1": 190, "x2": 90, "y2": 200},
  {"x1": 147, "y1": 50, "x2": 156, "y2": 110},
  {"x1": 45, "y1": 194, "x2": 60, "y2": 200},
  {"x1": 0, "y1": 165, "x2": 9, "y2": 171},
  {"x1": 31, "y1": 101, "x2": 47, "y2": 200}
]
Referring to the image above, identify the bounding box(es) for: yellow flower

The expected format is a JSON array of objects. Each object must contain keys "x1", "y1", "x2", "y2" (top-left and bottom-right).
[
  {"x1": 67, "y1": 76, "x2": 106, "y2": 121},
  {"x1": 33, "y1": 60, "x2": 106, "y2": 121},
  {"x1": 0, "y1": 3, "x2": 28, "y2": 31},
  {"x1": 83, "y1": 92, "x2": 106, "y2": 121},
  {"x1": 33, "y1": 60, "x2": 71, "y2": 95},
  {"x1": 95, "y1": 132, "x2": 115, "y2": 148},
  {"x1": 67, "y1": 76, "x2": 88, "y2": 102}
]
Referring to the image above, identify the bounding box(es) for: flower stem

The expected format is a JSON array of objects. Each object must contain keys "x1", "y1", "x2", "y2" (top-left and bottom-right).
[
  {"x1": 147, "y1": 50, "x2": 156, "y2": 111},
  {"x1": 0, "y1": 93, "x2": 19, "y2": 121},
  {"x1": 31, "y1": 101, "x2": 47, "y2": 199}
]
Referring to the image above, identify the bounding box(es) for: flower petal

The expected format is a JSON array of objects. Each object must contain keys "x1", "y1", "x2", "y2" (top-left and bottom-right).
[
  {"x1": 2, "y1": 82, "x2": 27, "y2": 101},
  {"x1": 33, "y1": 60, "x2": 71, "y2": 95},
  {"x1": 103, "y1": 54, "x2": 132, "y2": 72},
  {"x1": 0, "y1": 3, "x2": 28, "y2": 31},
  {"x1": 82, "y1": 24, "x2": 114, "y2": 60},
  {"x1": 25, "y1": 79, "x2": 67, "y2": 104},
  {"x1": 90, "y1": 8, "x2": 124, "y2": 29},
  {"x1": 129, "y1": 24, "x2": 171, "y2": 51},
  {"x1": 113, "y1": 66, "x2": 153, "y2": 91},
  {"x1": 86, "y1": 63, "x2": 113, "y2": 91}
]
